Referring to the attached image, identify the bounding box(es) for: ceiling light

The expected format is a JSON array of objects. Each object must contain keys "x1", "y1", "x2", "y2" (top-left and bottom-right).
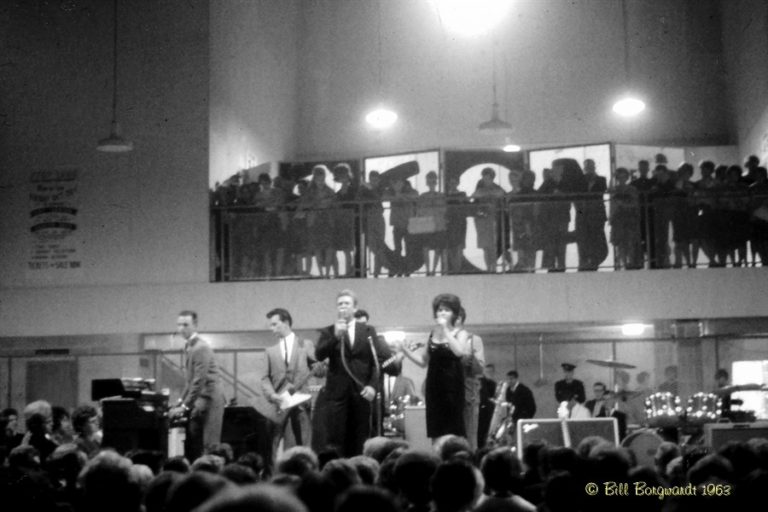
[
  {"x1": 502, "y1": 142, "x2": 521, "y2": 152},
  {"x1": 621, "y1": 323, "x2": 646, "y2": 336},
  {"x1": 431, "y1": 0, "x2": 513, "y2": 37},
  {"x1": 97, "y1": 0, "x2": 133, "y2": 153},
  {"x1": 612, "y1": 96, "x2": 646, "y2": 117},
  {"x1": 365, "y1": 107, "x2": 398, "y2": 129},
  {"x1": 479, "y1": 39, "x2": 512, "y2": 132},
  {"x1": 611, "y1": 0, "x2": 648, "y2": 118}
]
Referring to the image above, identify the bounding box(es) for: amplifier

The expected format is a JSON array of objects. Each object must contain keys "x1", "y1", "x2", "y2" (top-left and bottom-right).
[
  {"x1": 703, "y1": 421, "x2": 768, "y2": 451},
  {"x1": 516, "y1": 418, "x2": 619, "y2": 455},
  {"x1": 404, "y1": 406, "x2": 431, "y2": 451}
]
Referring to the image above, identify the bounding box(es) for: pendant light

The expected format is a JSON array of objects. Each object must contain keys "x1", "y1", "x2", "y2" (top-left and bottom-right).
[
  {"x1": 612, "y1": 0, "x2": 646, "y2": 117},
  {"x1": 478, "y1": 38, "x2": 512, "y2": 132},
  {"x1": 97, "y1": 0, "x2": 133, "y2": 152},
  {"x1": 365, "y1": 0, "x2": 398, "y2": 130}
]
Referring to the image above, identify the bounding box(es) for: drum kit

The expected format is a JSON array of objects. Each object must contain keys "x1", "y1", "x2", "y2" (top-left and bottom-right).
[{"x1": 382, "y1": 395, "x2": 423, "y2": 436}]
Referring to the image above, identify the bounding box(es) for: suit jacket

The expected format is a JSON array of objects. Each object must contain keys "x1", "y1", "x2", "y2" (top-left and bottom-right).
[
  {"x1": 181, "y1": 335, "x2": 220, "y2": 408},
  {"x1": 506, "y1": 382, "x2": 536, "y2": 421},
  {"x1": 554, "y1": 379, "x2": 585, "y2": 403},
  {"x1": 261, "y1": 336, "x2": 316, "y2": 399},
  {"x1": 315, "y1": 321, "x2": 399, "y2": 400},
  {"x1": 584, "y1": 399, "x2": 607, "y2": 417}
]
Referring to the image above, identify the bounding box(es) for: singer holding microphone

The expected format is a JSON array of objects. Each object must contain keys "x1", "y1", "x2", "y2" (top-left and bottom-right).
[
  {"x1": 315, "y1": 289, "x2": 401, "y2": 456},
  {"x1": 400, "y1": 293, "x2": 469, "y2": 441}
]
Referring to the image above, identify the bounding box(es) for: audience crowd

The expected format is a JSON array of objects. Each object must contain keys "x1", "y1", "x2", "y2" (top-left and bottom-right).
[
  {"x1": 210, "y1": 155, "x2": 768, "y2": 278},
  {"x1": 3, "y1": 399, "x2": 768, "y2": 511}
]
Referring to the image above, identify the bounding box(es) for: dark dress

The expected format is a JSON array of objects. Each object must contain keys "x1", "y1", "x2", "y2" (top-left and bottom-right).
[{"x1": 425, "y1": 334, "x2": 466, "y2": 438}]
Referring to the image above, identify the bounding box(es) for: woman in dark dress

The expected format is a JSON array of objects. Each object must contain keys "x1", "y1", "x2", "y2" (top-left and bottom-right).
[{"x1": 400, "y1": 293, "x2": 470, "y2": 440}]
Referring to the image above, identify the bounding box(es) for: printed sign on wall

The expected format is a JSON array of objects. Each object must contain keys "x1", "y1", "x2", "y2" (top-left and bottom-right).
[{"x1": 27, "y1": 168, "x2": 83, "y2": 279}]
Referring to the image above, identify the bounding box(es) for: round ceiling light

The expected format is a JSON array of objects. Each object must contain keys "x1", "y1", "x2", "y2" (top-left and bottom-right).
[
  {"x1": 502, "y1": 143, "x2": 521, "y2": 152},
  {"x1": 365, "y1": 108, "x2": 398, "y2": 129},
  {"x1": 612, "y1": 96, "x2": 646, "y2": 117}
]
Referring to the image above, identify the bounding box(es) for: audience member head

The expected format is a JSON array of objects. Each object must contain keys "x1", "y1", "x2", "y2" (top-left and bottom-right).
[
  {"x1": 687, "y1": 454, "x2": 733, "y2": 486},
  {"x1": 394, "y1": 450, "x2": 440, "y2": 508},
  {"x1": 362, "y1": 436, "x2": 409, "y2": 463},
  {"x1": 434, "y1": 434, "x2": 472, "y2": 461},
  {"x1": 520, "y1": 169, "x2": 536, "y2": 190},
  {"x1": 72, "y1": 404, "x2": 100, "y2": 437},
  {"x1": 221, "y1": 463, "x2": 259, "y2": 485},
  {"x1": 317, "y1": 446, "x2": 341, "y2": 469},
  {"x1": 8, "y1": 444, "x2": 41, "y2": 470},
  {"x1": 354, "y1": 309, "x2": 369, "y2": 323},
  {"x1": 336, "y1": 485, "x2": 399, "y2": 512},
  {"x1": 207, "y1": 443, "x2": 234, "y2": 464},
  {"x1": 163, "y1": 455, "x2": 191, "y2": 474},
  {"x1": 347, "y1": 455, "x2": 380, "y2": 485},
  {"x1": 321, "y1": 458, "x2": 361, "y2": 494},
  {"x1": 78, "y1": 450, "x2": 143, "y2": 512},
  {"x1": 24, "y1": 400, "x2": 53, "y2": 434},
  {"x1": 126, "y1": 449, "x2": 165, "y2": 476},
  {"x1": 276, "y1": 446, "x2": 319, "y2": 478},
  {"x1": 699, "y1": 160, "x2": 715, "y2": 178},
  {"x1": 48, "y1": 443, "x2": 87, "y2": 485},
  {"x1": 575, "y1": 436, "x2": 610, "y2": 459},
  {"x1": 480, "y1": 447, "x2": 524, "y2": 497},
  {"x1": 718, "y1": 441, "x2": 759, "y2": 481},
  {"x1": 638, "y1": 160, "x2": 650, "y2": 177},
  {"x1": 165, "y1": 471, "x2": 232, "y2": 512},
  {"x1": 542, "y1": 471, "x2": 579, "y2": 512},
  {"x1": 144, "y1": 471, "x2": 183, "y2": 512},
  {"x1": 615, "y1": 167, "x2": 630, "y2": 184},
  {"x1": 654, "y1": 442, "x2": 681, "y2": 479},
  {"x1": 235, "y1": 451, "x2": 267, "y2": 480},
  {"x1": 431, "y1": 459, "x2": 479, "y2": 512},
  {"x1": 192, "y1": 454, "x2": 226, "y2": 474},
  {"x1": 195, "y1": 484, "x2": 307, "y2": 512}
]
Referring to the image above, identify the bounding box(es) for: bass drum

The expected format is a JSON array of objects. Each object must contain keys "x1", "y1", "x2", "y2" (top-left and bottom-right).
[{"x1": 621, "y1": 429, "x2": 664, "y2": 469}]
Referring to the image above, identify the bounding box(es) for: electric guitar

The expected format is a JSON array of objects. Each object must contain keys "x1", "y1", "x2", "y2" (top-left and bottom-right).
[{"x1": 270, "y1": 361, "x2": 327, "y2": 424}]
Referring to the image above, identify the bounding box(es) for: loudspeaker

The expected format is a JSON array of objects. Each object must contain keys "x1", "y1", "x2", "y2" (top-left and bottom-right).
[
  {"x1": 102, "y1": 399, "x2": 168, "y2": 454},
  {"x1": 703, "y1": 421, "x2": 768, "y2": 451},
  {"x1": 404, "y1": 406, "x2": 431, "y2": 451},
  {"x1": 516, "y1": 418, "x2": 619, "y2": 455},
  {"x1": 221, "y1": 406, "x2": 272, "y2": 461}
]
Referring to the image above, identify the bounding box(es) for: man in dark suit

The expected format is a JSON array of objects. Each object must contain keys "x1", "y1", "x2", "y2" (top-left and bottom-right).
[
  {"x1": 172, "y1": 310, "x2": 225, "y2": 461},
  {"x1": 554, "y1": 363, "x2": 586, "y2": 404},
  {"x1": 315, "y1": 289, "x2": 401, "y2": 456},
  {"x1": 584, "y1": 381, "x2": 609, "y2": 417},
  {"x1": 262, "y1": 308, "x2": 317, "y2": 457},
  {"x1": 505, "y1": 370, "x2": 536, "y2": 423},
  {"x1": 477, "y1": 364, "x2": 497, "y2": 448},
  {"x1": 576, "y1": 159, "x2": 608, "y2": 271}
]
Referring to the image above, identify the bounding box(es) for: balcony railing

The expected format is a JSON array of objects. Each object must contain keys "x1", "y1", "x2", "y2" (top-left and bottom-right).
[{"x1": 210, "y1": 189, "x2": 768, "y2": 281}]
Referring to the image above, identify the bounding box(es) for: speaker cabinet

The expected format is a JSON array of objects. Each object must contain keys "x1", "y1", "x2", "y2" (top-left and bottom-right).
[
  {"x1": 404, "y1": 406, "x2": 431, "y2": 451},
  {"x1": 102, "y1": 399, "x2": 168, "y2": 454},
  {"x1": 703, "y1": 422, "x2": 768, "y2": 451},
  {"x1": 516, "y1": 418, "x2": 619, "y2": 455},
  {"x1": 221, "y1": 406, "x2": 272, "y2": 461}
]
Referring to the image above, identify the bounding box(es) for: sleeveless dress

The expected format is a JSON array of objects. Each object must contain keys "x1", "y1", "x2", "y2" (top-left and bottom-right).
[{"x1": 425, "y1": 333, "x2": 466, "y2": 438}]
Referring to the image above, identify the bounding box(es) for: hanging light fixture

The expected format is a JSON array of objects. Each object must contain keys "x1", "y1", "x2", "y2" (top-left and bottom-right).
[
  {"x1": 97, "y1": 0, "x2": 133, "y2": 152},
  {"x1": 612, "y1": 0, "x2": 646, "y2": 118},
  {"x1": 365, "y1": 0, "x2": 398, "y2": 130},
  {"x1": 502, "y1": 137, "x2": 520, "y2": 152},
  {"x1": 479, "y1": 38, "x2": 512, "y2": 132}
]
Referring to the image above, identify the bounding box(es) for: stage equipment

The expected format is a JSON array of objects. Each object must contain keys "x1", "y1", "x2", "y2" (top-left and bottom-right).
[
  {"x1": 645, "y1": 392, "x2": 682, "y2": 428},
  {"x1": 516, "y1": 418, "x2": 618, "y2": 455},
  {"x1": 403, "y1": 405, "x2": 431, "y2": 451},
  {"x1": 685, "y1": 393, "x2": 721, "y2": 426},
  {"x1": 621, "y1": 429, "x2": 664, "y2": 468},
  {"x1": 703, "y1": 421, "x2": 768, "y2": 451}
]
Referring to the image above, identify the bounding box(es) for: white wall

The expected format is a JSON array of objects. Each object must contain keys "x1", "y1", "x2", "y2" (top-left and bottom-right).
[{"x1": 209, "y1": 0, "x2": 300, "y2": 186}]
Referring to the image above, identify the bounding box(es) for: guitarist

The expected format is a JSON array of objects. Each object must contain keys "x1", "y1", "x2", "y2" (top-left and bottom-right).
[
  {"x1": 315, "y1": 289, "x2": 402, "y2": 456},
  {"x1": 263, "y1": 308, "x2": 317, "y2": 456}
]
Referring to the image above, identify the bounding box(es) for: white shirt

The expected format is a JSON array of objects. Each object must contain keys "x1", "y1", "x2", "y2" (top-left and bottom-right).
[{"x1": 281, "y1": 332, "x2": 296, "y2": 364}]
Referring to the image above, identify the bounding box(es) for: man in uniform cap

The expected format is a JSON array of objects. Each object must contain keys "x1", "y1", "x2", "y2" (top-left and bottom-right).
[{"x1": 554, "y1": 363, "x2": 586, "y2": 404}]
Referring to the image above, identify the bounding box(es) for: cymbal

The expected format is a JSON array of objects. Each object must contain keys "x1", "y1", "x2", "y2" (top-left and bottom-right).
[
  {"x1": 713, "y1": 383, "x2": 768, "y2": 395},
  {"x1": 586, "y1": 359, "x2": 637, "y2": 369}
]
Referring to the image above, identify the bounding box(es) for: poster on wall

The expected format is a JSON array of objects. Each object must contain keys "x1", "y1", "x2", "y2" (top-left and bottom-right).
[{"x1": 26, "y1": 168, "x2": 83, "y2": 279}]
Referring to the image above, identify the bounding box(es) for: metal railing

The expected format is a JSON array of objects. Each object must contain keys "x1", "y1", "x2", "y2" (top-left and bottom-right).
[{"x1": 210, "y1": 189, "x2": 768, "y2": 281}]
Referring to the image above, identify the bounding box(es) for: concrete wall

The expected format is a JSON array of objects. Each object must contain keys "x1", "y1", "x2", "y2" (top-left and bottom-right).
[
  {"x1": 209, "y1": 0, "x2": 300, "y2": 185},
  {"x1": 722, "y1": 0, "x2": 768, "y2": 163},
  {"x1": 295, "y1": 0, "x2": 729, "y2": 160}
]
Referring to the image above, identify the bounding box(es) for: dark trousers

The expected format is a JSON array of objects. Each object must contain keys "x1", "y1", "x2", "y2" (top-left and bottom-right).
[
  {"x1": 325, "y1": 392, "x2": 372, "y2": 456},
  {"x1": 185, "y1": 394, "x2": 225, "y2": 461}
]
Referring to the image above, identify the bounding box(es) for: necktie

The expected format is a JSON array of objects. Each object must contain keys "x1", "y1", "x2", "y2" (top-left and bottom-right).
[{"x1": 283, "y1": 338, "x2": 289, "y2": 367}]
